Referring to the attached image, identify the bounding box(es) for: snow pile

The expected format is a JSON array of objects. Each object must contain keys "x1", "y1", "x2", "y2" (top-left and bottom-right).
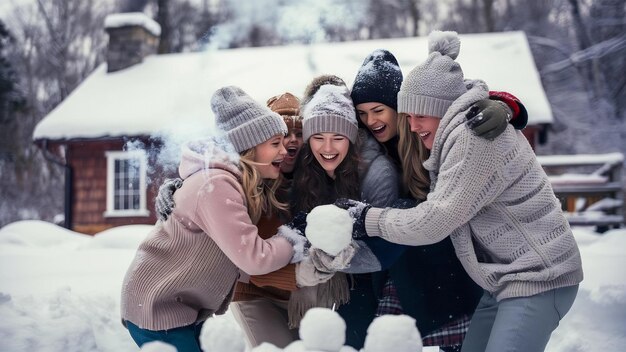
[
  {"x1": 200, "y1": 315, "x2": 246, "y2": 352},
  {"x1": 305, "y1": 205, "x2": 353, "y2": 256},
  {"x1": 86, "y1": 225, "x2": 152, "y2": 249},
  {"x1": 0, "y1": 220, "x2": 91, "y2": 248},
  {"x1": 0, "y1": 220, "x2": 624, "y2": 351},
  {"x1": 139, "y1": 341, "x2": 177, "y2": 352},
  {"x1": 363, "y1": 315, "x2": 422, "y2": 352}
]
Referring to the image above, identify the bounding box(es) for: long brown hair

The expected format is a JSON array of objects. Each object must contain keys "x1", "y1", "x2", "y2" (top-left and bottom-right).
[
  {"x1": 291, "y1": 142, "x2": 360, "y2": 213},
  {"x1": 397, "y1": 113, "x2": 431, "y2": 201},
  {"x1": 239, "y1": 148, "x2": 288, "y2": 224}
]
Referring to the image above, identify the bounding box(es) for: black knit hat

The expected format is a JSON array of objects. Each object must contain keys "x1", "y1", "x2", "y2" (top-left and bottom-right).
[{"x1": 350, "y1": 49, "x2": 403, "y2": 111}]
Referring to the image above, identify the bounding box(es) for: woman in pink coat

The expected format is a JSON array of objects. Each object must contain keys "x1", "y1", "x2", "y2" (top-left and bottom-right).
[{"x1": 120, "y1": 86, "x2": 307, "y2": 352}]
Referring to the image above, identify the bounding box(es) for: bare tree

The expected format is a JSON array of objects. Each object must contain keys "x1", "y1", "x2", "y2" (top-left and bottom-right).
[
  {"x1": 1, "y1": 0, "x2": 112, "y2": 227},
  {"x1": 157, "y1": 0, "x2": 171, "y2": 53},
  {"x1": 482, "y1": 0, "x2": 495, "y2": 32},
  {"x1": 406, "y1": 0, "x2": 421, "y2": 37}
]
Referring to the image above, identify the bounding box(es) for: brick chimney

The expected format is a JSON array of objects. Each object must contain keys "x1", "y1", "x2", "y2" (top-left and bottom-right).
[{"x1": 104, "y1": 13, "x2": 161, "y2": 73}]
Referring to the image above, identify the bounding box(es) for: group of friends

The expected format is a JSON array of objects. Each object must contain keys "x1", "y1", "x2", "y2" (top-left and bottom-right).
[{"x1": 119, "y1": 31, "x2": 583, "y2": 352}]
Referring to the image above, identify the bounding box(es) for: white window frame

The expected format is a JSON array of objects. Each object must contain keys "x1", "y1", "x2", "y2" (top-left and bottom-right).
[{"x1": 104, "y1": 150, "x2": 150, "y2": 217}]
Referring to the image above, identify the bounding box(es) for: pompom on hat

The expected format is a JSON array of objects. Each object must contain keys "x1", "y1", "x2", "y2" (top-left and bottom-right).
[
  {"x1": 211, "y1": 86, "x2": 288, "y2": 153},
  {"x1": 351, "y1": 49, "x2": 403, "y2": 111},
  {"x1": 397, "y1": 30, "x2": 467, "y2": 118},
  {"x1": 301, "y1": 75, "x2": 359, "y2": 143}
]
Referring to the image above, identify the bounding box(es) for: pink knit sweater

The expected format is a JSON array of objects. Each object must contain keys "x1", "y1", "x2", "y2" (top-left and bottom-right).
[{"x1": 121, "y1": 141, "x2": 294, "y2": 331}]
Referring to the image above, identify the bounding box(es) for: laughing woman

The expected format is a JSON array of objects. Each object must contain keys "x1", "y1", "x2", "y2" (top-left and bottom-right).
[
  {"x1": 120, "y1": 86, "x2": 307, "y2": 352},
  {"x1": 330, "y1": 31, "x2": 583, "y2": 352},
  {"x1": 289, "y1": 74, "x2": 401, "y2": 349}
]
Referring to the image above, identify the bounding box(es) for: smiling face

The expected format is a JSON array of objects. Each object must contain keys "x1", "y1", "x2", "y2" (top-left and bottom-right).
[
  {"x1": 280, "y1": 127, "x2": 303, "y2": 174},
  {"x1": 253, "y1": 134, "x2": 287, "y2": 179},
  {"x1": 308, "y1": 133, "x2": 350, "y2": 178},
  {"x1": 406, "y1": 113, "x2": 441, "y2": 150},
  {"x1": 356, "y1": 102, "x2": 398, "y2": 143}
]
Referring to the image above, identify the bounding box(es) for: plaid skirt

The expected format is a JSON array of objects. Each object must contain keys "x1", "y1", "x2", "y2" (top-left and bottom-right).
[{"x1": 376, "y1": 278, "x2": 471, "y2": 351}]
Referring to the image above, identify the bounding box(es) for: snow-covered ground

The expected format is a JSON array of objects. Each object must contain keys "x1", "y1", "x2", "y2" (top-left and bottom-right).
[{"x1": 0, "y1": 220, "x2": 624, "y2": 351}]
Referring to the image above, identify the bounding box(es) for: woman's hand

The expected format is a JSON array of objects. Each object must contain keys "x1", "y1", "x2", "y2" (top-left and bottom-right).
[
  {"x1": 155, "y1": 178, "x2": 183, "y2": 221},
  {"x1": 333, "y1": 199, "x2": 371, "y2": 239}
]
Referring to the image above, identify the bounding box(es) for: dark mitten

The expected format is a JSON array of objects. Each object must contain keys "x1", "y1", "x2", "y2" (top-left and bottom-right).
[
  {"x1": 489, "y1": 91, "x2": 528, "y2": 129},
  {"x1": 276, "y1": 225, "x2": 310, "y2": 263},
  {"x1": 286, "y1": 211, "x2": 308, "y2": 235},
  {"x1": 155, "y1": 178, "x2": 183, "y2": 222},
  {"x1": 334, "y1": 198, "x2": 371, "y2": 239},
  {"x1": 391, "y1": 198, "x2": 418, "y2": 209},
  {"x1": 466, "y1": 99, "x2": 511, "y2": 140}
]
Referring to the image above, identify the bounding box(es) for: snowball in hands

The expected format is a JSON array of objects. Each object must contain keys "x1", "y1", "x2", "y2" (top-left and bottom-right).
[{"x1": 306, "y1": 205, "x2": 353, "y2": 256}]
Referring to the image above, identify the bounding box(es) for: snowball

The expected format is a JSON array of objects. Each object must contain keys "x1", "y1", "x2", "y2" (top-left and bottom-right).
[
  {"x1": 299, "y1": 307, "x2": 346, "y2": 351},
  {"x1": 199, "y1": 316, "x2": 246, "y2": 352},
  {"x1": 363, "y1": 315, "x2": 422, "y2": 352},
  {"x1": 283, "y1": 340, "x2": 307, "y2": 352},
  {"x1": 306, "y1": 205, "x2": 353, "y2": 256},
  {"x1": 139, "y1": 341, "x2": 177, "y2": 352},
  {"x1": 251, "y1": 342, "x2": 283, "y2": 352}
]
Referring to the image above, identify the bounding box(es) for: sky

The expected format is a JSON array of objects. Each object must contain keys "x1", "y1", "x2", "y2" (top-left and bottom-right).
[{"x1": 0, "y1": 220, "x2": 624, "y2": 351}]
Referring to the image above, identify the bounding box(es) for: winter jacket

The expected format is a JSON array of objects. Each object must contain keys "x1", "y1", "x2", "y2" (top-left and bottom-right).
[
  {"x1": 121, "y1": 140, "x2": 294, "y2": 331},
  {"x1": 358, "y1": 129, "x2": 399, "y2": 207},
  {"x1": 337, "y1": 130, "x2": 400, "y2": 349},
  {"x1": 353, "y1": 132, "x2": 482, "y2": 336},
  {"x1": 364, "y1": 80, "x2": 584, "y2": 301},
  {"x1": 233, "y1": 213, "x2": 297, "y2": 302}
]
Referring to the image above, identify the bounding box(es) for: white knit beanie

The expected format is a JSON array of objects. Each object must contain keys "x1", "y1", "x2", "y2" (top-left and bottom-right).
[
  {"x1": 211, "y1": 86, "x2": 288, "y2": 153},
  {"x1": 397, "y1": 31, "x2": 467, "y2": 118},
  {"x1": 301, "y1": 75, "x2": 358, "y2": 143}
]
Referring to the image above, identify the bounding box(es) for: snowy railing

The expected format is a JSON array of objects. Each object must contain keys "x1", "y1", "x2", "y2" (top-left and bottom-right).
[{"x1": 537, "y1": 152, "x2": 624, "y2": 230}]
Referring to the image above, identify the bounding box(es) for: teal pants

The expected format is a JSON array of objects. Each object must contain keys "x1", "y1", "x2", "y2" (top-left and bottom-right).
[
  {"x1": 125, "y1": 320, "x2": 204, "y2": 352},
  {"x1": 461, "y1": 285, "x2": 578, "y2": 352}
]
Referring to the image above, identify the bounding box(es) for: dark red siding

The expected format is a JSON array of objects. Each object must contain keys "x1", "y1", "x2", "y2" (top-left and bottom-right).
[{"x1": 66, "y1": 138, "x2": 170, "y2": 235}]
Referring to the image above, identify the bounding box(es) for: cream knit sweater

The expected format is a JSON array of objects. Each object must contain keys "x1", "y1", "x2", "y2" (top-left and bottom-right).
[{"x1": 365, "y1": 81, "x2": 583, "y2": 301}]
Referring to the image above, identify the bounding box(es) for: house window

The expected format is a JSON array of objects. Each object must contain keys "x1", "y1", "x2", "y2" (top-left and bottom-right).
[{"x1": 104, "y1": 150, "x2": 150, "y2": 217}]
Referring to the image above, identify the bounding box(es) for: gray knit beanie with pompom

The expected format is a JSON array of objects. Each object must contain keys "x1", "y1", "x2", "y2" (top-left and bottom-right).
[
  {"x1": 301, "y1": 75, "x2": 359, "y2": 143},
  {"x1": 397, "y1": 31, "x2": 467, "y2": 118},
  {"x1": 211, "y1": 86, "x2": 288, "y2": 153}
]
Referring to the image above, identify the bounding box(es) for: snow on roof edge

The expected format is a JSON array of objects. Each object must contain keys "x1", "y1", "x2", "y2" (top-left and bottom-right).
[{"x1": 104, "y1": 12, "x2": 161, "y2": 36}]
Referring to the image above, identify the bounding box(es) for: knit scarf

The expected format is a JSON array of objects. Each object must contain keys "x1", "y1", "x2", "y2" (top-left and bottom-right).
[{"x1": 286, "y1": 272, "x2": 350, "y2": 328}]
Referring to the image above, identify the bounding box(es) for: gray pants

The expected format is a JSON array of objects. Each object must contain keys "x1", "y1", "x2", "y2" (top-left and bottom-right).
[
  {"x1": 230, "y1": 298, "x2": 298, "y2": 349},
  {"x1": 461, "y1": 285, "x2": 578, "y2": 352}
]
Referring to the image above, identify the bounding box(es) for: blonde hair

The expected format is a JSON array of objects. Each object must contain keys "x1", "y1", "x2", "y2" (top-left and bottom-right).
[
  {"x1": 239, "y1": 148, "x2": 288, "y2": 224},
  {"x1": 397, "y1": 113, "x2": 431, "y2": 200}
]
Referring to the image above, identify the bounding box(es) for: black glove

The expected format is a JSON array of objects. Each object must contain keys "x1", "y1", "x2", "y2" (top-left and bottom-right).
[
  {"x1": 466, "y1": 99, "x2": 511, "y2": 141},
  {"x1": 391, "y1": 198, "x2": 418, "y2": 209},
  {"x1": 155, "y1": 178, "x2": 183, "y2": 222},
  {"x1": 286, "y1": 211, "x2": 308, "y2": 236},
  {"x1": 334, "y1": 198, "x2": 371, "y2": 239}
]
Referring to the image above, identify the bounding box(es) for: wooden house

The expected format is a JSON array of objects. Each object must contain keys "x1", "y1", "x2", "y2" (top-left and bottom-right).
[{"x1": 33, "y1": 13, "x2": 554, "y2": 234}]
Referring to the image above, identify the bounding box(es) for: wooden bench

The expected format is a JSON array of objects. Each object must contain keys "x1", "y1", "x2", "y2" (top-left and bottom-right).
[{"x1": 537, "y1": 153, "x2": 624, "y2": 231}]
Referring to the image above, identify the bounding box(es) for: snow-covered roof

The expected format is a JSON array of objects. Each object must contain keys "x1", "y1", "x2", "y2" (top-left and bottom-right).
[
  {"x1": 104, "y1": 12, "x2": 161, "y2": 36},
  {"x1": 33, "y1": 31, "x2": 552, "y2": 141}
]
